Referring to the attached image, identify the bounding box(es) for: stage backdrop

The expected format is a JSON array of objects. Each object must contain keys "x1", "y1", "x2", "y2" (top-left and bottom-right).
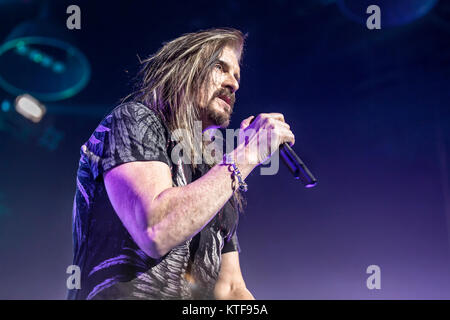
[{"x1": 0, "y1": 0, "x2": 449, "y2": 299}]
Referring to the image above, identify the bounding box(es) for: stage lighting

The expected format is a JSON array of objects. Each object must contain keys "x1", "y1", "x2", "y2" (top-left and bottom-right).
[
  {"x1": 1, "y1": 99, "x2": 11, "y2": 112},
  {"x1": 14, "y1": 94, "x2": 46, "y2": 123},
  {"x1": 0, "y1": 19, "x2": 90, "y2": 101}
]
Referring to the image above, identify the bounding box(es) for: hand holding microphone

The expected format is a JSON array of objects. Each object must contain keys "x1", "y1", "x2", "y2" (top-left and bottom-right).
[{"x1": 238, "y1": 113, "x2": 317, "y2": 188}]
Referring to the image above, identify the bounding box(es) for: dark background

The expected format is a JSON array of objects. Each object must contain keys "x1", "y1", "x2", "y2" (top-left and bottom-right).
[{"x1": 0, "y1": 0, "x2": 449, "y2": 299}]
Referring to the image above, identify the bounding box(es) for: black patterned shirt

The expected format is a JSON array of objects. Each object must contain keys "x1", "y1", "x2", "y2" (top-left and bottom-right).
[{"x1": 68, "y1": 102, "x2": 240, "y2": 300}]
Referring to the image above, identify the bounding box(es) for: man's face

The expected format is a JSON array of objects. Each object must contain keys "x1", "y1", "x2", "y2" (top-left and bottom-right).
[{"x1": 199, "y1": 45, "x2": 241, "y2": 130}]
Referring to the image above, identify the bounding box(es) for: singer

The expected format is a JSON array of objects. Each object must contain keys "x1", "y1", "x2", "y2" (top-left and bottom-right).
[{"x1": 68, "y1": 28, "x2": 295, "y2": 300}]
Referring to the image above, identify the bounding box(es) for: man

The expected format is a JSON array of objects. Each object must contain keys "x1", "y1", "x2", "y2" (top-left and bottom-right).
[{"x1": 68, "y1": 28, "x2": 295, "y2": 300}]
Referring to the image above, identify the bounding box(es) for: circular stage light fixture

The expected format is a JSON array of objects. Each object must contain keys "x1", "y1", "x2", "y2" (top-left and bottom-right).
[{"x1": 0, "y1": 19, "x2": 90, "y2": 101}]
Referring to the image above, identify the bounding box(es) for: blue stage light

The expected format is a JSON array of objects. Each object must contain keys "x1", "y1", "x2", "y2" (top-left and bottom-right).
[
  {"x1": 1, "y1": 99, "x2": 11, "y2": 112},
  {"x1": 0, "y1": 20, "x2": 91, "y2": 101},
  {"x1": 15, "y1": 41, "x2": 28, "y2": 55},
  {"x1": 40, "y1": 55, "x2": 52, "y2": 67},
  {"x1": 29, "y1": 49, "x2": 43, "y2": 63},
  {"x1": 52, "y1": 62, "x2": 66, "y2": 74}
]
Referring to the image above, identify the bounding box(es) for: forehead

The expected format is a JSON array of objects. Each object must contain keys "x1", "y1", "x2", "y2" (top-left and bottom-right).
[{"x1": 218, "y1": 45, "x2": 241, "y2": 72}]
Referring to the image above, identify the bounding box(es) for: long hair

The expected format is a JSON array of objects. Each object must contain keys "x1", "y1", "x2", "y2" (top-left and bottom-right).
[{"x1": 122, "y1": 28, "x2": 247, "y2": 213}]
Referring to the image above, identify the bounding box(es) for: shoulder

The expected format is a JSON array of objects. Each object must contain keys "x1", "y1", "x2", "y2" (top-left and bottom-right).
[
  {"x1": 82, "y1": 101, "x2": 172, "y2": 179},
  {"x1": 106, "y1": 102, "x2": 167, "y2": 131},
  {"x1": 98, "y1": 101, "x2": 171, "y2": 147}
]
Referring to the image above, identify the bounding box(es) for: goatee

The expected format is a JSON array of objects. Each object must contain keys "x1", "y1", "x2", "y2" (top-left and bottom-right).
[
  {"x1": 206, "y1": 88, "x2": 235, "y2": 128},
  {"x1": 206, "y1": 106, "x2": 231, "y2": 128}
]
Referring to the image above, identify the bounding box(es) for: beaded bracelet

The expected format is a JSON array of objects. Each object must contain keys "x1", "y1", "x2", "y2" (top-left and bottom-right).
[{"x1": 223, "y1": 153, "x2": 248, "y2": 192}]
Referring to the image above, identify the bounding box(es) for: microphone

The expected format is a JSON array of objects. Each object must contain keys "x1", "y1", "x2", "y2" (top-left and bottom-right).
[
  {"x1": 248, "y1": 117, "x2": 318, "y2": 188},
  {"x1": 279, "y1": 143, "x2": 317, "y2": 188}
]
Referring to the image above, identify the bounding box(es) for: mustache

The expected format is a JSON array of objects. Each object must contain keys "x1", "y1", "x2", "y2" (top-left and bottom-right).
[{"x1": 214, "y1": 88, "x2": 236, "y2": 108}]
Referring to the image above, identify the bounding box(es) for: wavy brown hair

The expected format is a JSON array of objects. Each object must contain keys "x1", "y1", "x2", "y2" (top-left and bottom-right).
[{"x1": 122, "y1": 28, "x2": 247, "y2": 213}]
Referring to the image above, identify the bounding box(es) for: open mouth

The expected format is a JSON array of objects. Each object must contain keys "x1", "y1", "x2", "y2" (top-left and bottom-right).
[{"x1": 218, "y1": 95, "x2": 231, "y2": 107}]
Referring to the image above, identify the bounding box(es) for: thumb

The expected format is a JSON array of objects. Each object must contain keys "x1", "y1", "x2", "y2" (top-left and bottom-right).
[{"x1": 240, "y1": 115, "x2": 255, "y2": 130}]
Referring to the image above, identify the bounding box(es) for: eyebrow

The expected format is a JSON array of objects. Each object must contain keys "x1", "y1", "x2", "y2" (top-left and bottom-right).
[{"x1": 218, "y1": 59, "x2": 241, "y2": 84}]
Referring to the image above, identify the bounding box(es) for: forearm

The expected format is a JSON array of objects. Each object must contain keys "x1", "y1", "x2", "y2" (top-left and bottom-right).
[
  {"x1": 147, "y1": 148, "x2": 255, "y2": 257},
  {"x1": 216, "y1": 287, "x2": 255, "y2": 300}
]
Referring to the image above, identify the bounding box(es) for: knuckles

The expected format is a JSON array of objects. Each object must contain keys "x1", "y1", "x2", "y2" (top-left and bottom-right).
[{"x1": 251, "y1": 113, "x2": 291, "y2": 137}]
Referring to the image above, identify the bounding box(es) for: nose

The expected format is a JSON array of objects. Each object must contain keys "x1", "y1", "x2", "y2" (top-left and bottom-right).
[{"x1": 222, "y1": 74, "x2": 239, "y2": 93}]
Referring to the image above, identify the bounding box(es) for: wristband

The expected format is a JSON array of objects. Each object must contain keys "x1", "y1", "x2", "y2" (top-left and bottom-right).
[{"x1": 223, "y1": 153, "x2": 248, "y2": 192}]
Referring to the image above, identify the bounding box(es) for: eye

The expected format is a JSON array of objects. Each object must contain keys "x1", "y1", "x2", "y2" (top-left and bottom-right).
[{"x1": 215, "y1": 63, "x2": 223, "y2": 71}]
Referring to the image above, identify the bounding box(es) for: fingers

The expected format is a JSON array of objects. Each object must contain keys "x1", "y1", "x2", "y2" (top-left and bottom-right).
[
  {"x1": 252, "y1": 113, "x2": 289, "y2": 131},
  {"x1": 263, "y1": 117, "x2": 290, "y2": 131},
  {"x1": 240, "y1": 115, "x2": 255, "y2": 130},
  {"x1": 268, "y1": 113, "x2": 285, "y2": 123},
  {"x1": 257, "y1": 113, "x2": 285, "y2": 123},
  {"x1": 241, "y1": 113, "x2": 295, "y2": 165},
  {"x1": 251, "y1": 113, "x2": 294, "y2": 146},
  {"x1": 240, "y1": 114, "x2": 289, "y2": 131},
  {"x1": 258, "y1": 126, "x2": 295, "y2": 150},
  {"x1": 274, "y1": 126, "x2": 295, "y2": 147},
  {"x1": 273, "y1": 119, "x2": 290, "y2": 130}
]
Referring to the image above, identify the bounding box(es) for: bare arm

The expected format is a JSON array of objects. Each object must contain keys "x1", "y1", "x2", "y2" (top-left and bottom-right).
[
  {"x1": 104, "y1": 147, "x2": 254, "y2": 259},
  {"x1": 104, "y1": 113, "x2": 294, "y2": 259},
  {"x1": 214, "y1": 251, "x2": 254, "y2": 300}
]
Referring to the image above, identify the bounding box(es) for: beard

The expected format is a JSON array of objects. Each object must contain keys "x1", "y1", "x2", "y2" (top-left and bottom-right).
[
  {"x1": 205, "y1": 102, "x2": 231, "y2": 128},
  {"x1": 203, "y1": 88, "x2": 235, "y2": 128}
]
